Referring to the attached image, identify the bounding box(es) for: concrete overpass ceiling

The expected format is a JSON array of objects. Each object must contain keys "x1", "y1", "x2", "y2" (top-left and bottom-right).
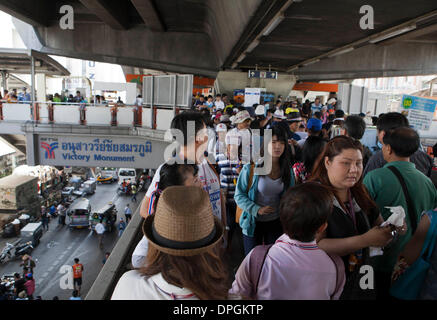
[
  {"x1": 3, "y1": 0, "x2": 437, "y2": 79},
  {"x1": 235, "y1": 0, "x2": 437, "y2": 71}
]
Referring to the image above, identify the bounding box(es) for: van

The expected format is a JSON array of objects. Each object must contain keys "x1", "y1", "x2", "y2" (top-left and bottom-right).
[
  {"x1": 67, "y1": 198, "x2": 91, "y2": 229},
  {"x1": 118, "y1": 168, "x2": 137, "y2": 185}
]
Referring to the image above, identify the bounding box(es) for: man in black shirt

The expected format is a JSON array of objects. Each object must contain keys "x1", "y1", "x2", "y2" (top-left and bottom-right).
[{"x1": 13, "y1": 273, "x2": 26, "y2": 298}]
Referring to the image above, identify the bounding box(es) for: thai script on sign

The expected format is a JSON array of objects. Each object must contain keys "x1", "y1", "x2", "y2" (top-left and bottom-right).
[{"x1": 61, "y1": 139, "x2": 152, "y2": 157}]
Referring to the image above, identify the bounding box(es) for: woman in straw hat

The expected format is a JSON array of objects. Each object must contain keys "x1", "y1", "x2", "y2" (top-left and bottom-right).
[{"x1": 112, "y1": 186, "x2": 230, "y2": 300}]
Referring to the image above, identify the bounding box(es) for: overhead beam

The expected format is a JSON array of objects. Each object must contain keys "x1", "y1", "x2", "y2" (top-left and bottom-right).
[
  {"x1": 222, "y1": 0, "x2": 294, "y2": 69},
  {"x1": 0, "y1": 0, "x2": 49, "y2": 27},
  {"x1": 130, "y1": 0, "x2": 165, "y2": 32},
  {"x1": 78, "y1": 0, "x2": 130, "y2": 30}
]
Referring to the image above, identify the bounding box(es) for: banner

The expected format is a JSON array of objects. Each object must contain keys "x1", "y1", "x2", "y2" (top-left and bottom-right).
[
  {"x1": 400, "y1": 95, "x2": 437, "y2": 131},
  {"x1": 38, "y1": 135, "x2": 170, "y2": 169},
  {"x1": 244, "y1": 88, "x2": 261, "y2": 107}
]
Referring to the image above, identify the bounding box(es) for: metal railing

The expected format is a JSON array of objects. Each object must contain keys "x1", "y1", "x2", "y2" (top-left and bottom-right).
[{"x1": 0, "y1": 101, "x2": 181, "y2": 130}]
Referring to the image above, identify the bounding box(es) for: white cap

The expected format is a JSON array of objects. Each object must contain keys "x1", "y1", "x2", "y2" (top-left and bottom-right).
[
  {"x1": 273, "y1": 109, "x2": 286, "y2": 119},
  {"x1": 328, "y1": 98, "x2": 337, "y2": 104},
  {"x1": 216, "y1": 123, "x2": 227, "y2": 132},
  {"x1": 255, "y1": 105, "x2": 265, "y2": 116}
]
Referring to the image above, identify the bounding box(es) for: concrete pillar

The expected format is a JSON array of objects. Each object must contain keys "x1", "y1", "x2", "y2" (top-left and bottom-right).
[
  {"x1": 1, "y1": 71, "x2": 7, "y2": 92},
  {"x1": 25, "y1": 133, "x2": 38, "y2": 166},
  {"x1": 36, "y1": 73, "x2": 47, "y2": 102}
]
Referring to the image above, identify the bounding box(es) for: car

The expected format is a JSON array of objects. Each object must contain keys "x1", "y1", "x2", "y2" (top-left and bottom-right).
[
  {"x1": 61, "y1": 187, "x2": 74, "y2": 196},
  {"x1": 73, "y1": 189, "x2": 85, "y2": 197},
  {"x1": 96, "y1": 175, "x2": 115, "y2": 184}
]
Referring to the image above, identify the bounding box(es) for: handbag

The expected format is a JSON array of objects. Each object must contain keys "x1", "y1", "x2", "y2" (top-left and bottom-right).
[
  {"x1": 235, "y1": 163, "x2": 254, "y2": 224},
  {"x1": 390, "y1": 210, "x2": 437, "y2": 300}
]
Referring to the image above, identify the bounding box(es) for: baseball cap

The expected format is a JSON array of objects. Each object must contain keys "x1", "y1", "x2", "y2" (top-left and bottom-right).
[
  {"x1": 307, "y1": 118, "x2": 322, "y2": 131},
  {"x1": 255, "y1": 105, "x2": 266, "y2": 116},
  {"x1": 216, "y1": 123, "x2": 227, "y2": 132},
  {"x1": 272, "y1": 109, "x2": 286, "y2": 119},
  {"x1": 286, "y1": 109, "x2": 302, "y2": 122}
]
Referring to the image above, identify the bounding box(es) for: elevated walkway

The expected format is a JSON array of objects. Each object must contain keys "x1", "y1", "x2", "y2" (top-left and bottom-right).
[{"x1": 0, "y1": 102, "x2": 173, "y2": 169}]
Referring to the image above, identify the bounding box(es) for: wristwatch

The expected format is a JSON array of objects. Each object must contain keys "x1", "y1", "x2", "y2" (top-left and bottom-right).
[{"x1": 225, "y1": 226, "x2": 230, "y2": 231}]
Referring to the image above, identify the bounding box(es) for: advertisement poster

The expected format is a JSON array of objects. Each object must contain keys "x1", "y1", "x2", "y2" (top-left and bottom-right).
[
  {"x1": 244, "y1": 88, "x2": 261, "y2": 107},
  {"x1": 400, "y1": 95, "x2": 437, "y2": 131}
]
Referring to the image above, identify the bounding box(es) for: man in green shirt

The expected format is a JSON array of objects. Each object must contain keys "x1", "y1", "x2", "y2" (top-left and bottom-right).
[{"x1": 363, "y1": 127, "x2": 437, "y2": 299}]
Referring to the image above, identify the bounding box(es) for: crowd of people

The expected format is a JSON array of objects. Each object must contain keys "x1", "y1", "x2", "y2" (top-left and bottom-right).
[{"x1": 109, "y1": 95, "x2": 437, "y2": 300}]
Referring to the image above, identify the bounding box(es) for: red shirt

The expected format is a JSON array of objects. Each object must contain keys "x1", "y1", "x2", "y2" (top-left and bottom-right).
[{"x1": 72, "y1": 263, "x2": 84, "y2": 279}]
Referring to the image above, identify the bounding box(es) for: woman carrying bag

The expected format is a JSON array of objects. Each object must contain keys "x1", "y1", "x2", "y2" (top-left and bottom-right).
[{"x1": 235, "y1": 125, "x2": 295, "y2": 256}]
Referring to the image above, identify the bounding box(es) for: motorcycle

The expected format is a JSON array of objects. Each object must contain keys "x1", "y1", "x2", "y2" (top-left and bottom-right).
[
  {"x1": 0, "y1": 241, "x2": 33, "y2": 263},
  {"x1": 117, "y1": 183, "x2": 132, "y2": 196}
]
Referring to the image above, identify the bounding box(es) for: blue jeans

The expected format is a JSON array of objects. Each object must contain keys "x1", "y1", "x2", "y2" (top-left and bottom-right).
[{"x1": 242, "y1": 218, "x2": 283, "y2": 256}]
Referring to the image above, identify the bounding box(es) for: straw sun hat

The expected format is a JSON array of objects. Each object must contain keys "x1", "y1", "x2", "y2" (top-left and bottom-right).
[{"x1": 143, "y1": 186, "x2": 223, "y2": 256}]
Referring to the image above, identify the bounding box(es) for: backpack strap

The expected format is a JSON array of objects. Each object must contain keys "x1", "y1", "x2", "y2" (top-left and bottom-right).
[
  {"x1": 249, "y1": 244, "x2": 273, "y2": 299},
  {"x1": 246, "y1": 163, "x2": 255, "y2": 193},
  {"x1": 387, "y1": 165, "x2": 417, "y2": 234}
]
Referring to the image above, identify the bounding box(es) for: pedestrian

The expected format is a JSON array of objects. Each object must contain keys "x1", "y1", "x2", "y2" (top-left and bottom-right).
[
  {"x1": 41, "y1": 206, "x2": 49, "y2": 231},
  {"x1": 131, "y1": 163, "x2": 201, "y2": 269},
  {"x1": 363, "y1": 127, "x2": 437, "y2": 298},
  {"x1": 292, "y1": 136, "x2": 327, "y2": 184},
  {"x1": 391, "y1": 208, "x2": 437, "y2": 299},
  {"x1": 112, "y1": 186, "x2": 230, "y2": 300},
  {"x1": 72, "y1": 258, "x2": 84, "y2": 296},
  {"x1": 131, "y1": 184, "x2": 137, "y2": 202},
  {"x1": 225, "y1": 110, "x2": 254, "y2": 165},
  {"x1": 13, "y1": 273, "x2": 26, "y2": 299},
  {"x1": 118, "y1": 218, "x2": 126, "y2": 237},
  {"x1": 49, "y1": 203, "x2": 57, "y2": 217},
  {"x1": 57, "y1": 202, "x2": 66, "y2": 226},
  {"x1": 310, "y1": 135, "x2": 394, "y2": 299},
  {"x1": 95, "y1": 219, "x2": 105, "y2": 249},
  {"x1": 102, "y1": 252, "x2": 110, "y2": 266},
  {"x1": 69, "y1": 290, "x2": 81, "y2": 300},
  {"x1": 142, "y1": 112, "x2": 226, "y2": 231},
  {"x1": 230, "y1": 182, "x2": 345, "y2": 299},
  {"x1": 344, "y1": 115, "x2": 372, "y2": 168},
  {"x1": 20, "y1": 254, "x2": 36, "y2": 274},
  {"x1": 124, "y1": 204, "x2": 132, "y2": 223},
  {"x1": 24, "y1": 273, "x2": 35, "y2": 300},
  {"x1": 364, "y1": 112, "x2": 433, "y2": 177},
  {"x1": 235, "y1": 125, "x2": 295, "y2": 256}
]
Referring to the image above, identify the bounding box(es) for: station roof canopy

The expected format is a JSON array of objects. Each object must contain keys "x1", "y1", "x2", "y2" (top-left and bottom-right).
[
  {"x1": 0, "y1": 48, "x2": 70, "y2": 76},
  {"x1": 1, "y1": 0, "x2": 437, "y2": 80}
]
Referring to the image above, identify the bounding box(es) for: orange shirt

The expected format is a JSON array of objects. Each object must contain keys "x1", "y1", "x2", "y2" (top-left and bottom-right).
[{"x1": 72, "y1": 263, "x2": 84, "y2": 278}]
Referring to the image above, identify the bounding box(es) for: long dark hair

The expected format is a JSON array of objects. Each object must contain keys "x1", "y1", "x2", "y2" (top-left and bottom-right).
[
  {"x1": 141, "y1": 244, "x2": 230, "y2": 300},
  {"x1": 262, "y1": 124, "x2": 293, "y2": 187},
  {"x1": 302, "y1": 136, "x2": 327, "y2": 173},
  {"x1": 310, "y1": 135, "x2": 376, "y2": 214}
]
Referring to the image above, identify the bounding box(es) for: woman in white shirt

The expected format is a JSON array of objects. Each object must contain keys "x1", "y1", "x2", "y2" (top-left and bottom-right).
[{"x1": 112, "y1": 186, "x2": 229, "y2": 300}]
